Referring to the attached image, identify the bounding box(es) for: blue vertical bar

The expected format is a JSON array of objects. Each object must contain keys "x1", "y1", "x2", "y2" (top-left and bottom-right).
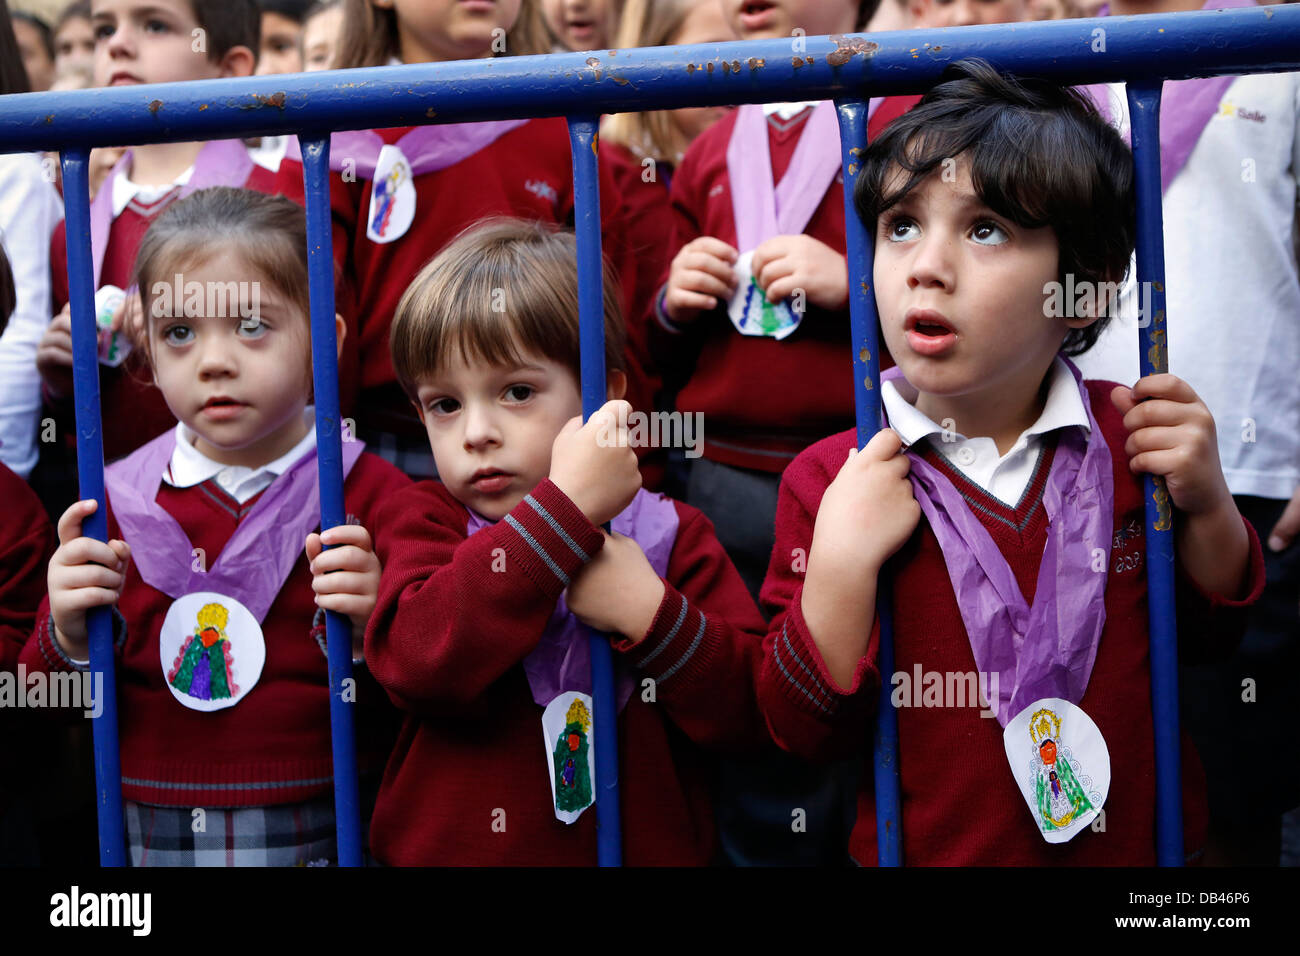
[
  {"x1": 60, "y1": 149, "x2": 126, "y2": 867},
  {"x1": 1125, "y1": 84, "x2": 1182, "y2": 867},
  {"x1": 299, "y1": 135, "x2": 364, "y2": 867},
  {"x1": 567, "y1": 115, "x2": 622, "y2": 867},
  {"x1": 835, "y1": 99, "x2": 902, "y2": 867}
]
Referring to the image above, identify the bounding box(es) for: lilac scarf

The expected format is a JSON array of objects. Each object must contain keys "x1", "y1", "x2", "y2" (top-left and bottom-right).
[
  {"x1": 285, "y1": 121, "x2": 529, "y2": 179},
  {"x1": 466, "y1": 488, "x2": 680, "y2": 711},
  {"x1": 1080, "y1": 0, "x2": 1255, "y2": 194},
  {"x1": 880, "y1": 360, "x2": 1114, "y2": 726},
  {"x1": 725, "y1": 101, "x2": 845, "y2": 250},
  {"x1": 104, "y1": 428, "x2": 365, "y2": 623},
  {"x1": 89, "y1": 139, "x2": 255, "y2": 288}
]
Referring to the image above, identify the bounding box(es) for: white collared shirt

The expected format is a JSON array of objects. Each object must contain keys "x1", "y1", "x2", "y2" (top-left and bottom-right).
[
  {"x1": 882, "y1": 357, "x2": 1091, "y2": 506},
  {"x1": 762, "y1": 100, "x2": 820, "y2": 122},
  {"x1": 164, "y1": 407, "x2": 318, "y2": 505},
  {"x1": 110, "y1": 162, "x2": 194, "y2": 218}
]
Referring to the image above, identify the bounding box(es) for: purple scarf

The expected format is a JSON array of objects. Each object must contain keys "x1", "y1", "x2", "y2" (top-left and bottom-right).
[
  {"x1": 466, "y1": 488, "x2": 680, "y2": 711},
  {"x1": 880, "y1": 360, "x2": 1114, "y2": 726},
  {"x1": 725, "y1": 101, "x2": 844, "y2": 250},
  {"x1": 1080, "y1": 0, "x2": 1255, "y2": 194},
  {"x1": 285, "y1": 121, "x2": 530, "y2": 179},
  {"x1": 104, "y1": 428, "x2": 365, "y2": 623},
  {"x1": 89, "y1": 139, "x2": 255, "y2": 288}
]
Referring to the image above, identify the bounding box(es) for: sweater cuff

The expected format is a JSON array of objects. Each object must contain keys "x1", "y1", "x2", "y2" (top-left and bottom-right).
[
  {"x1": 40, "y1": 606, "x2": 128, "y2": 673},
  {"x1": 770, "y1": 592, "x2": 875, "y2": 719},
  {"x1": 654, "y1": 284, "x2": 687, "y2": 335},
  {"x1": 1178, "y1": 512, "x2": 1267, "y2": 608},
  {"x1": 614, "y1": 582, "x2": 709, "y2": 688},
  {"x1": 499, "y1": 479, "x2": 606, "y2": 599}
]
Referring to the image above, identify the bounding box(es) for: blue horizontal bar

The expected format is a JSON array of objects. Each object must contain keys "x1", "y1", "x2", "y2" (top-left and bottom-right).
[{"x1": 0, "y1": 8, "x2": 1296, "y2": 154}]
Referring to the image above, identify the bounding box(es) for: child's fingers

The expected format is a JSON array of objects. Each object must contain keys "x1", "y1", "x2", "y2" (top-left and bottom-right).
[
  {"x1": 310, "y1": 545, "x2": 378, "y2": 575},
  {"x1": 59, "y1": 584, "x2": 125, "y2": 613},
  {"x1": 685, "y1": 237, "x2": 738, "y2": 263},
  {"x1": 57, "y1": 562, "x2": 128, "y2": 593},
  {"x1": 863, "y1": 427, "x2": 906, "y2": 462},
  {"x1": 678, "y1": 251, "x2": 738, "y2": 288},
  {"x1": 1120, "y1": 398, "x2": 1198, "y2": 433},
  {"x1": 677, "y1": 268, "x2": 734, "y2": 300},
  {"x1": 1131, "y1": 373, "x2": 1197, "y2": 404},
  {"x1": 1124, "y1": 425, "x2": 1186, "y2": 458},
  {"x1": 56, "y1": 500, "x2": 96, "y2": 545},
  {"x1": 1110, "y1": 383, "x2": 1138, "y2": 416},
  {"x1": 304, "y1": 532, "x2": 322, "y2": 562},
  {"x1": 311, "y1": 570, "x2": 375, "y2": 597},
  {"x1": 763, "y1": 275, "x2": 802, "y2": 304},
  {"x1": 666, "y1": 289, "x2": 718, "y2": 314},
  {"x1": 313, "y1": 593, "x2": 375, "y2": 621},
  {"x1": 754, "y1": 254, "x2": 791, "y2": 292},
  {"x1": 1127, "y1": 448, "x2": 1185, "y2": 477},
  {"x1": 319, "y1": 523, "x2": 373, "y2": 551}
]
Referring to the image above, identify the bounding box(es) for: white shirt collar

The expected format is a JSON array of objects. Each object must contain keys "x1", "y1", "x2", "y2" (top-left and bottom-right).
[
  {"x1": 762, "y1": 100, "x2": 820, "y2": 121},
  {"x1": 164, "y1": 407, "x2": 318, "y2": 505},
  {"x1": 110, "y1": 160, "x2": 195, "y2": 219},
  {"x1": 883, "y1": 356, "x2": 1090, "y2": 450}
]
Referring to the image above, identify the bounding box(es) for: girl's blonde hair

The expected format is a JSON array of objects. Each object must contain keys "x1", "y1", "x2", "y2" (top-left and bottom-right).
[
  {"x1": 131, "y1": 187, "x2": 316, "y2": 383},
  {"x1": 600, "y1": 0, "x2": 700, "y2": 165},
  {"x1": 334, "y1": 0, "x2": 554, "y2": 69},
  {"x1": 390, "y1": 218, "x2": 626, "y2": 401}
]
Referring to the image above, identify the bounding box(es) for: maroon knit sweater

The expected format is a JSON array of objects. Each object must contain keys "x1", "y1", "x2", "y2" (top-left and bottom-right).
[
  {"x1": 757, "y1": 379, "x2": 1267, "y2": 865},
  {"x1": 650, "y1": 96, "x2": 920, "y2": 473},
  {"x1": 364, "y1": 478, "x2": 768, "y2": 865},
  {"x1": 20, "y1": 450, "x2": 411, "y2": 807}
]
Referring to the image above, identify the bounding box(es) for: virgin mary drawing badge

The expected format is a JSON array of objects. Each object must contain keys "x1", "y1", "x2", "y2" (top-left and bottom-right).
[
  {"x1": 159, "y1": 592, "x2": 265, "y2": 712},
  {"x1": 366, "y1": 143, "x2": 416, "y2": 244},
  {"x1": 726, "y1": 250, "x2": 801, "y2": 340},
  {"x1": 1002, "y1": 698, "x2": 1110, "y2": 843}
]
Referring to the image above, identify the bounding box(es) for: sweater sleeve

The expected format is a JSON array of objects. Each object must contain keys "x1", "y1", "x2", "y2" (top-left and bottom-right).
[
  {"x1": 365, "y1": 479, "x2": 606, "y2": 714},
  {"x1": 0, "y1": 523, "x2": 55, "y2": 675},
  {"x1": 611, "y1": 502, "x2": 768, "y2": 752},
  {"x1": 755, "y1": 441, "x2": 879, "y2": 763}
]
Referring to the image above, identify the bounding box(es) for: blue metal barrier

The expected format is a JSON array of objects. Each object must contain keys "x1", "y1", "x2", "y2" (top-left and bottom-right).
[{"x1": 2, "y1": 6, "x2": 1297, "y2": 867}]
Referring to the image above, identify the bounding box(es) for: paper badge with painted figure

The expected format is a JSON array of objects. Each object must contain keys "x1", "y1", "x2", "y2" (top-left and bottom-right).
[
  {"x1": 94, "y1": 285, "x2": 132, "y2": 367},
  {"x1": 541, "y1": 691, "x2": 596, "y2": 824},
  {"x1": 366, "y1": 143, "x2": 416, "y2": 244},
  {"x1": 1003, "y1": 697, "x2": 1109, "y2": 843},
  {"x1": 726, "y1": 249, "x2": 802, "y2": 340},
  {"x1": 160, "y1": 591, "x2": 265, "y2": 712}
]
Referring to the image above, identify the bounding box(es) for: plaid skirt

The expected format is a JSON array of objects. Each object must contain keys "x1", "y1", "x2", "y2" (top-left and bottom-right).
[
  {"x1": 368, "y1": 429, "x2": 439, "y2": 482},
  {"x1": 125, "y1": 797, "x2": 340, "y2": 867}
]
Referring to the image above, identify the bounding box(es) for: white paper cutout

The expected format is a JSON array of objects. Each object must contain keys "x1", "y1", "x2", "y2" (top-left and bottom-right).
[
  {"x1": 726, "y1": 249, "x2": 801, "y2": 340},
  {"x1": 94, "y1": 285, "x2": 132, "y2": 367},
  {"x1": 159, "y1": 592, "x2": 265, "y2": 712},
  {"x1": 365, "y1": 144, "x2": 416, "y2": 244},
  {"x1": 1002, "y1": 697, "x2": 1110, "y2": 844},
  {"x1": 540, "y1": 691, "x2": 596, "y2": 824}
]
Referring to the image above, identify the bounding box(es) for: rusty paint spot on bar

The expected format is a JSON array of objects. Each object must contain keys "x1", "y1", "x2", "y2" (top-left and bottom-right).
[
  {"x1": 860, "y1": 348, "x2": 871, "y2": 363},
  {"x1": 722, "y1": 60, "x2": 731, "y2": 74},
  {"x1": 706, "y1": 61, "x2": 714, "y2": 73},
  {"x1": 805, "y1": 56, "x2": 814, "y2": 67},
  {"x1": 792, "y1": 57, "x2": 803, "y2": 68},
  {"x1": 426, "y1": 107, "x2": 437, "y2": 118},
  {"x1": 199, "y1": 103, "x2": 208, "y2": 111},
  {"x1": 586, "y1": 56, "x2": 602, "y2": 81},
  {"x1": 863, "y1": 378, "x2": 874, "y2": 390},
  {"x1": 827, "y1": 35, "x2": 879, "y2": 67},
  {"x1": 148, "y1": 99, "x2": 163, "y2": 114},
  {"x1": 687, "y1": 62, "x2": 696, "y2": 73},
  {"x1": 747, "y1": 57, "x2": 764, "y2": 70}
]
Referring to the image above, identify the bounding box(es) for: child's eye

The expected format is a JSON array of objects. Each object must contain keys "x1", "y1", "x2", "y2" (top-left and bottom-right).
[
  {"x1": 163, "y1": 324, "x2": 194, "y2": 346},
  {"x1": 504, "y1": 385, "x2": 534, "y2": 403},
  {"x1": 237, "y1": 317, "x2": 268, "y2": 338},
  {"x1": 427, "y1": 398, "x2": 459, "y2": 416},
  {"x1": 883, "y1": 216, "x2": 919, "y2": 242},
  {"x1": 145, "y1": 19, "x2": 171, "y2": 34},
  {"x1": 93, "y1": 24, "x2": 114, "y2": 40},
  {"x1": 971, "y1": 221, "x2": 1009, "y2": 245}
]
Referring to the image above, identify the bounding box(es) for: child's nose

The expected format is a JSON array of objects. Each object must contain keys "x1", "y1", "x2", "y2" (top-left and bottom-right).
[
  {"x1": 907, "y1": 233, "x2": 957, "y2": 290},
  {"x1": 196, "y1": 336, "x2": 238, "y2": 377},
  {"x1": 461, "y1": 404, "x2": 502, "y2": 449}
]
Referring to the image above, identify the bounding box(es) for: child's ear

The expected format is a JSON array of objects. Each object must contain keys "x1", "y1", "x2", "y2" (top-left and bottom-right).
[
  {"x1": 334, "y1": 312, "x2": 346, "y2": 359},
  {"x1": 606, "y1": 369, "x2": 627, "y2": 401},
  {"x1": 217, "y1": 45, "x2": 257, "y2": 80}
]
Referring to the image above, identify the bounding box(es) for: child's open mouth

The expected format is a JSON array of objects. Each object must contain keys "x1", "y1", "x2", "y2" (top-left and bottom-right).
[
  {"x1": 201, "y1": 397, "x2": 247, "y2": 421},
  {"x1": 739, "y1": 1, "x2": 778, "y2": 32},
  {"x1": 904, "y1": 310, "x2": 957, "y2": 357},
  {"x1": 470, "y1": 469, "x2": 512, "y2": 493}
]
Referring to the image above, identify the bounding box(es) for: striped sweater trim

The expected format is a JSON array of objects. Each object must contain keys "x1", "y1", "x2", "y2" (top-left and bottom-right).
[
  {"x1": 503, "y1": 512, "x2": 571, "y2": 586},
  {"x1": 773, "y1": 620, "x2": 838, "y2": 715}
]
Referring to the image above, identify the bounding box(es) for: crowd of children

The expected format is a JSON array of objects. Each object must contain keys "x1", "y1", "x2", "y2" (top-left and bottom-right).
[{"x1": 0, "y1": 0, "x2": 1295, "y2": 867}]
